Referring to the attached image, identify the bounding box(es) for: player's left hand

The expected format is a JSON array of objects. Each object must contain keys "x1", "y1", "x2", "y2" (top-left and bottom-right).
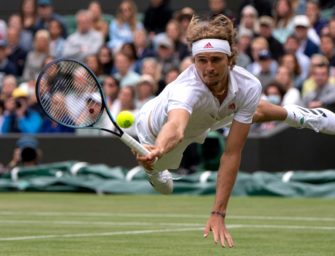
[{"x1": 203, "y1": 214, "x2": 234, "y2": 248}]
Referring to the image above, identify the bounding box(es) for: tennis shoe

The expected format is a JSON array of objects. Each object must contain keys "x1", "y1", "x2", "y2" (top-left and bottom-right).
[
  {"x1": 284, "y1": 105, "x2": 335, "y2": 135},
  {"x1": 146, "y1": 170, "x2": 173, "y2": 195}
]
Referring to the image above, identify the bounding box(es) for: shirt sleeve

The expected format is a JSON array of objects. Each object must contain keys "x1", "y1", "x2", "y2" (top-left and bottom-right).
[{"x1": 233, "y1": 80, "x2": 262, "y2": 124}]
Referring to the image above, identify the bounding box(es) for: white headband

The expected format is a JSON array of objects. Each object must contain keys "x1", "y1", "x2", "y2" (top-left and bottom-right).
[{"x1": 192, "y1": 39, "x2": 231, "y2": 56}]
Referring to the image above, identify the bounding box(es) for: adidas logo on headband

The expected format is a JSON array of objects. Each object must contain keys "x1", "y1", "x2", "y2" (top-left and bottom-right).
[{"x1": 203, "y1": 42, "x2": 214, "y2": 48}]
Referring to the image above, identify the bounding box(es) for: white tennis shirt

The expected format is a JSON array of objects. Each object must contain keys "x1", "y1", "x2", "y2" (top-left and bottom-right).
[{"x1": 136, "y1": 64, "x2": 262, "y2": 170}]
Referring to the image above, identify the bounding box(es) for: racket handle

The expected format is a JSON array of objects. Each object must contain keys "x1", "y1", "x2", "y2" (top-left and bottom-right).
[{"x1": 120, "y1": 132, "x2": 150, "y2": 156}]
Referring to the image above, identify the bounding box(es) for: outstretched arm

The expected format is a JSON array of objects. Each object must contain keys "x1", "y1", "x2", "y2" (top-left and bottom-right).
[
  {"x1": 204, "y1": 120, "x2": 251, "y2": 247},
  {"x1": 137, "y1": 109, "x2": 190, "y2": 170}
]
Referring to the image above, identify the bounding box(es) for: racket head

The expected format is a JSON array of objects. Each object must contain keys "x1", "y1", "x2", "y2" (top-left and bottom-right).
[{"x1": 36, "y1": 58, "x2": 111, "y2": 130}]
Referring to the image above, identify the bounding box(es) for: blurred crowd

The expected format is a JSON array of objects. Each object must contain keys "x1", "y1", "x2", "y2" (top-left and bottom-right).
[{"x1": 0, "y1": 0, "x2": 335, "y2": 136}]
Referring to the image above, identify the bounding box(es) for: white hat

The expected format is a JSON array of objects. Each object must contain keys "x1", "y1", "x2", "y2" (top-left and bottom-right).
[{"x1": 293, "y1": 15, "x2": 310, "y2": 28}]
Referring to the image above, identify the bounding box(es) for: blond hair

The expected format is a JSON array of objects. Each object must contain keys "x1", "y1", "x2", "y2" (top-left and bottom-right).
[{"x1": 186, "y1": 14, "x2": 237, "y2": 66}]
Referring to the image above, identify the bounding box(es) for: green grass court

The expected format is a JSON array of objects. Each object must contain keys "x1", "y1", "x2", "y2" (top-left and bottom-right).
[{"x1": 0, "y1": 193, "x2": 334, "y2": 256}]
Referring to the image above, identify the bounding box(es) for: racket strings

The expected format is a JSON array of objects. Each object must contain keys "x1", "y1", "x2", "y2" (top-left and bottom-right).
[{"x1": 38, "y1": 61, "x2": 103, "y2": 128}]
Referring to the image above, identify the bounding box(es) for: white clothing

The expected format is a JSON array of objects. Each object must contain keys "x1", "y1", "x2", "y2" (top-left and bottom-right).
[
  {"x1": 136, "y1": 64, "x2": 262, "y2": 171},
  {"x1": 282, "y1": 87, "x2": 302, "y2": 106}
]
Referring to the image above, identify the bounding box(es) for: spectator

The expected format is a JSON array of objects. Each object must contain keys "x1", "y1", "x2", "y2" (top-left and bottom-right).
[
  {"x1": 34, "y1": 0, "x2": 67, "y2": 38},
  {"x1": 275, "y1": 65, "x2": 302, "y2": 106},
  {"x1": 88, "y1": 0, "x2": 109, "y2": 40},
  {"x1": 108, "y1": 0, "x2": 143, "y2": 52},
  {"x1": 0, "y1": 75, "x2": 17, "y2": 100},
  {"x1": 279, "y1": 53, "x2": 305, "y2": 89},
  {"x1": 165, "y1": 19, "x2": 190, "y2": 61},
  {"x1": 179, "y1": 56, "x2": 193, "y2": 72},
  {"x1": 97, "y1": 45, "x2": 114, "y2": 76},
  {"x1": 284, "y1": 35, "x2": 310, "y2": 82},
  {"x1": 157, "y1": 66, "x2": 180, "y2": 94},
  {"x1": 141, "y1": 57, "x2": 162, "y2": 84},
  {"x1": 103, "y1": 75, "x2": 120, "y2": 113},
  {"x1": 113, "y1": 51, "x2": 140, "y2": 87},
  {"x1": 1, "y1": 87, "x2": 42, "y2": 133},
  {"x1": 63, "y1": 10, "x2": 103, "y2": 62},
  {"x1": 135, "y1": 74, "x2": 157, "y2": 109},
  {"x1": 328, "y1": 18, "x2": 335, "y2": 43},
  {"x1": 120, "y1": 42, "x2": 141, "y2": 74},
  {"x1": 7, "y1": 14, "x2": 34, "y2": 52},
  {"x1": 22, "y1": 29, "x2": 49, "y2": 81},
  {"x1": 6, "y1": 136, "x2": 42, "y2": 169},
  {"x1": 20, "y1": 0, "x2": 37, "y2": 33},
  {"x1": 305, "y1": 0, "x2": 328, "y2": 36},
  {"x1": 208, "y1": 0, "x2": 235, "y2": 20},
  {"x1": 263, "y1": 80, "x2": 286, "y2": 106},
  {"x1": 154, "y1": 34, "x2": 179, "y2": 80},
  {"x1": 238, "y1": 5, "x2": 259, "y2": 36},
  {"x1": 319, "y1": 34, "x2": 335, "y2": 71},
  {"x1": 272, "y1": 0, "x2": 295, "y2": 44},
  {"x1": 174, "y1": 7, "x2": 194, "y2": 44},
  {"x1": 143, "y1": 0, "x2": 173, "y2": 37},
  {"x1": 84, "y1": 54, "x2": 102, "y2": 79},
  {"x1": 0, "y1": 20, "x2": 6, "y2": 41},
  {"x1": 236, "y1": 30, "x2": 252, "y2": 68},
  {"x1": 133, "y1": 28, "x2": 155, "y2": 61},
  {"x1": 238, "y1": 0, "x2": 273, "y2": 19},
  {"x1": 0, "y1": 40, "x2": 18, "y2": 82},
  {"x1": 303, "y1": 63, "x2": 335, "y2": 110},
  {"x1": 48, "y1": 18, "x2": 65, "y2": 58},
  {"x1": 5, "y1": 27, "x2": 27, "y2": 77},
  {"x1": 257, "y1": 16, "x2": 284, "y2": 61},
  {"x1": 256, "y1": 50, "x2": 276, "y2": 87},
  {"x1": 293, "y1": 15, "x2": 319, "y2": 58}
]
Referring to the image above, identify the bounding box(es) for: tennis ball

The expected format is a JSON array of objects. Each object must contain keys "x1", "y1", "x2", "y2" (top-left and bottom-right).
[{"x1": 116, "y1": 111, "x2": 135, "y2": 128}]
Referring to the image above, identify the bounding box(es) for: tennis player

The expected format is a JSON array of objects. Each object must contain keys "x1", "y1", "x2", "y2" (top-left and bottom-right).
[{"x1": 135, "y1": 14, "x2": 335, "y2": 247}]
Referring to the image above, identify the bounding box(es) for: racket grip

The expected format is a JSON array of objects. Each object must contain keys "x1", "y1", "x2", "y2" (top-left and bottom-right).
[{"x1": 120, "y1": 132, "x2": 150, "y2": 156}]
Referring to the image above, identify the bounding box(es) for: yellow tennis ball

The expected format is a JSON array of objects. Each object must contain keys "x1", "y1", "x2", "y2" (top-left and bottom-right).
[{"x1": 116, "y1": 111, "x2": 135, "y2": 128}]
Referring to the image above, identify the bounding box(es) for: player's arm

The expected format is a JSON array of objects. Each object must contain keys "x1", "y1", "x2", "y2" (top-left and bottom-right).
[
  {"x1": 137, "y1": 109, "x2": 190, "y2": 169},
  {"x1": 204, "y1": 119, "x2": 251, "y2": 247}
]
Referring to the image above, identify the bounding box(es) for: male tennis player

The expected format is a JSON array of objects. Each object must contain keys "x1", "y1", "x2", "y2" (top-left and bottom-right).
[{"x1": 135, "y1": 14, "x2": 335, "y2": 247}]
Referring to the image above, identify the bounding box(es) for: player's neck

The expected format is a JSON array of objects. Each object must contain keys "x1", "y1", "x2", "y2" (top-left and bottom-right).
[{"x1": 212, "y1": 74, "x2": 229, "y2": 103}]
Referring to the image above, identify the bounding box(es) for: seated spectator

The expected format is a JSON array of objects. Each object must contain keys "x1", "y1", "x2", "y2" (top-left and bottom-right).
[
  {"x1": 133, "y1": 28, "x2": 155, "y2": 61},
  {"x1": 305, "y1": 0, "x2": 328, "y2": 36},
  {"x1": 263, "y1": 80, "x2": 286, "y2": 106},
  {"x1": 135, "y1": 74, "x2": 157, "y2": 109},
  {"x1": 141, "y1": 57, "x2": 162, "y2": 85},
  {"x1": 1, "y1": 87, "x2": 42, "y2": 133},
  {"x1": 0, "y1": 40, "x2": 18, "y2": 81},
  {"x1": 302, "y1": 54, "x2": 335, "y2": 96},
  {"x1": 154, "y1": 34, "x2": 180, "y2": 81},
  {"x1": 208, "y1": 0, "x2": 235, "y2": 20},
  {"x1": 48, "y1": 18, "x2": 65, "y2": 59},
  {"x1": 20, "y1": 0, "x2": 37, "y2": 42},
  {"x1": 5, "y1": 27, "x2": 27, "y2": 77},
  {"x1": 113, "y1": 51, "x2": 140, "y2": 88},
  {"x1": 84, "y1": 54, "x2": 103, "y2": 80},
  {"x1": 238, "y1": 5, "x2": 259, "y2": 36},
  {"x1": 236, "y1": 29, "x2": 252, "y2": 68},
  {"x1": 103, "y1": 75, "x2": 120, "y2": 113},
  {"x1": 88, "y1": 0, "x2": 109, "y2": 40},
  {"x1": 257, "y1": 16, "x2": 284, "y2": 61},
  {"x1": 256, "y1": 50, "x2": 276, "y2": 87},
  {"x1": 303, "y1": 63, "x2": 335, "y2": 110},
  {"x1": 319, "y1": 34, "x2": 335, "y2": 72},
  {"x1": 279, "y1": 53, "x2": 305, "y2": 89},
  {"x1": 97, "y1": 45, "x2": 114, "y2": 76},
  {"x1": 293, "y1": 15, "x2": 319, "y2": 57},
  {"x1": 120, "y1": 42, "x2": 141, "y2": 74},
  {"x1": 108, "y1": 0, "x2": 143, "y2": 52},
  {"x1": 34, "y1": 0, "x2": 67, "y2": 38},
  {"x1": 22, "y1": 29, "x2": 49, "y2": 82},
  {"x1": 0, "y1": 75, "x2": 17, "y2": 101},
  {"x1": 174, "y1": 7, "x2": 194, "y2": 44},
  {"x1": 157, "y1": 67, "x2": 180, "y2": 94},
  {"x1": 179, "y1": 56, "x2": 193, "y2": 72},
  {"x1": 165, "y1": 19, "x2": 190, "y2": 61},
  {"x1": 143, "y1": 0, "x2": 173, "y2": 38},
  {"x1": 275, "y1": 65, "x2": 302, "y2": 106},
  {"x1": 272, "y1": 0, "x2": 295, "y2": 44},
  {"x1": 7, "y1": 14, "x2": 34, "y2": 52},
  {"x1": 63, "y1": 10, "x2": 103, "y2": 62}
]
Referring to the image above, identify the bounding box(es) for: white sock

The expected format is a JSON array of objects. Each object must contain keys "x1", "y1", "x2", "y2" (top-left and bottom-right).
[{"x1": 283, "y1": 105, "x2": 301, "y2": 128}]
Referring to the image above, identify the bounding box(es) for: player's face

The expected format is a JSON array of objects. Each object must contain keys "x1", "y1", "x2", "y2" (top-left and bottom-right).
[{"x1": 194, "y1": 52, "x2": 230, "y2": 89}]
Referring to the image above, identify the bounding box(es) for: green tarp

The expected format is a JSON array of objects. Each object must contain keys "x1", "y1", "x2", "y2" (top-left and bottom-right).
[{"x1": 1, "y1": 162, "x2": 335, "y2": 197}]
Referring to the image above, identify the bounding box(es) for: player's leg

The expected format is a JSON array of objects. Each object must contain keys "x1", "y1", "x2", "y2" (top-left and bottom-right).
[{"x1": 253, "y1": 100, "x2": 335, "y2": 135}]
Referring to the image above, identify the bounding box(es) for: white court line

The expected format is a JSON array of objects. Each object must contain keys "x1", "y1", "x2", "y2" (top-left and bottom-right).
[
  {"x1": 0, "y1": 211, "x2": 334, "y2": 222},
  {"x1": 1, "y1": 224, "x2": 335, "y2": 241},
  {"x1": 0, "y1": 220, "x2": 202, "y2": 227}
]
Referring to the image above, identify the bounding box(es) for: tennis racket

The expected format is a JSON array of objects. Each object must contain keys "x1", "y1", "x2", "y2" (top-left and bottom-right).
[{"x1": 35, "y1": 58, "x2": 149, "y2": 156}]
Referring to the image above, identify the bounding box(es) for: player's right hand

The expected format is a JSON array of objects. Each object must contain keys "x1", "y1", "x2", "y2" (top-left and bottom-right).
[{"x1": 135, "y1": 144, "x2": 161, "y2": 171}]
